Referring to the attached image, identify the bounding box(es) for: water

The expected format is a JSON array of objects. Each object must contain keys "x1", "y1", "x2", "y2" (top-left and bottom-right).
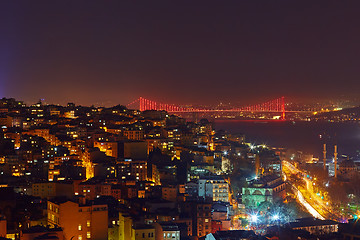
[{"x1": 214, "y1": 120, "x2": 360, "y2": 159}]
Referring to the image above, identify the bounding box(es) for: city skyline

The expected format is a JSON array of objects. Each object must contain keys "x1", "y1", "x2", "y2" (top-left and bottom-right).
[
  {"x1": 2, "y1": 1, "x2": 360, "y2": 106},
  {"x1": 2, "y1": 2, "x2": 360, "y2": 239}
]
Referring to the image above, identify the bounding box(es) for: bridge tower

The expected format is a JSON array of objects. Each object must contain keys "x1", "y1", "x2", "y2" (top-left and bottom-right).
[{"x1": 281, "y1": 96, "x2": 285, "y2": 120}]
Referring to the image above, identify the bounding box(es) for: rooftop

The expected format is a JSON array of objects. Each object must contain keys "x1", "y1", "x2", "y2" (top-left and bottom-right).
[
  {"x1": 209, "y1": 230, "x2": 256, "y2": 239},
  {"x1": 289, "y1": 218, "x2": 339, "y2": 228},
  {"x1": 22, "y1": 225, "x2": 63, "y2": 234},
  {"x1": 133, "y1": 224, "x2": 155, "y2": 230},
  {"x1": 158, "y1": 222, "x2": 179, "y2": 231}
]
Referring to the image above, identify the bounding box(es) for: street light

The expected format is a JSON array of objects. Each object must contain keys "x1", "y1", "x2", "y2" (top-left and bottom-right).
[
  {"x1": 250, "y1": 214, "x2": 258, "y2": 223},
  {"x1": 272, "y1": 214, "x2": 280, "y2": 221}
]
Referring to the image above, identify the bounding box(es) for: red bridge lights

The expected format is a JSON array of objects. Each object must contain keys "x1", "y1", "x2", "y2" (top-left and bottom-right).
[{"x1": 127, "y1": 96, "x2": 286, "y2": 119}]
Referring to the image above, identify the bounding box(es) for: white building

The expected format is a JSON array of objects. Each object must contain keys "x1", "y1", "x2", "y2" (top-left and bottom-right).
[
  {"x1": 198, "y1": 176, "x2": 229, "y2": 202},
  {"x1": 154, "y1": 222, "x2": 180, "y2": 240}
]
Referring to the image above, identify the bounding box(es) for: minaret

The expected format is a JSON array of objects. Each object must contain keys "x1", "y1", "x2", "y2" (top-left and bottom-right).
[
  {"x1": 323, "y1": 144, "x2": 327, "y2": 171},
  {"x1": 334, "y1": 145, "x2": 338, "y2": 178}
]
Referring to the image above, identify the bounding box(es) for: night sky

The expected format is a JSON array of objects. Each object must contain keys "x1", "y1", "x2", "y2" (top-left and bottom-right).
[{"x1": 1, "y1": 1, "x2": 360, "y2": 106}]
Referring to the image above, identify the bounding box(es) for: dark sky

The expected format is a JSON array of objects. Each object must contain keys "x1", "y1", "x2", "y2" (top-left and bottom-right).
[{"x1": 1, "y1": 1, "x2": 360, "y2": 106}]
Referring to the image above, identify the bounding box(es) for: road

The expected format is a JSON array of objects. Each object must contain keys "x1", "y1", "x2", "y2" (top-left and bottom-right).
[
  {"x1": 290, "y1": 183, "x2": 325, "y2": 220},
  {"x1": 282, "y1": 160, "x2": 340, "y2": 220}
]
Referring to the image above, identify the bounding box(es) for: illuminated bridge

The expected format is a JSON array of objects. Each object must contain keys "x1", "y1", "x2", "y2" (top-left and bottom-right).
[{"x1": 128, "y1": 97, "x2": 286, "y2": 119}]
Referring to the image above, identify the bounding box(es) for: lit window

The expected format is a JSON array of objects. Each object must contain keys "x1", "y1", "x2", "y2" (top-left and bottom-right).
[
  {"x1": 87, "y1": 232, "x2": 91, "y2": 238},
  {"x1": 87, "y1": 220, "x2": 91, "y2": 227},
  {"x1": 78, "y1": 235, "x2": 82, "y2": 240},
  {"x1": 78, "y1": 225, "x2": 82, "y2": 231}
]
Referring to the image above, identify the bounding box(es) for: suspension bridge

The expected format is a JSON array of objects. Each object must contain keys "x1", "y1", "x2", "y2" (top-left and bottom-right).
[{"x1": 127, "y1": 97, "x2": 286, "y2": 119}]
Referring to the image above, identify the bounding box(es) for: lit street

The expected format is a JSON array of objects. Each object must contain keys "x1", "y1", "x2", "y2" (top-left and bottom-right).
[{"x1": 282, "y1": 160, "x2": 341, "y2": 221}]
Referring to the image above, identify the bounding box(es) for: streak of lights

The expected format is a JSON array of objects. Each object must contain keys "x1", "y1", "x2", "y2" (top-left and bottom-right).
[
  {"x1": 293, "y1": 185, "x2": 325, "y2": 220},
  {"x1": 283, "y1": 160, "x2": 326, "y2": 220}
]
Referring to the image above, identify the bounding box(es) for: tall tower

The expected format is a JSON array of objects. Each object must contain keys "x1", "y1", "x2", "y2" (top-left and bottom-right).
[
  {"x1": 334, "y1": 145, "x2": 338, "y2": 178},
  {"x1": 281, "y1": 96, "x2": 285, "y2": 120},
  {"x1": 323, "y1": 144, "x2": 327, "y2": 171},
  {"x1": 255, "y1": 155, "x2": 260, "y2": 178},
  {"x1": 139, "y1": 97, "x2": 144, "y2": 111}
]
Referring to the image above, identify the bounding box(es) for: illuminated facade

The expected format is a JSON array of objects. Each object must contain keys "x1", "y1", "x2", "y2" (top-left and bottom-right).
[
  {"x1": 198, "y1": 177, "x2": 230, "y2": 203},
  {"x1": 26, "y1": 128, "x2": 61, "y2": 146},
  {"x1": 242, "y1": 175, "x2": 285, "y2": 209},
  {"x1": 119, "y1": 211, "x2": 133, "y2": 240},
  {"x1": 47, "y1": 200, "x2": 108, "y2": 240},
  {"x1": 132, "y1": 224, "x2": 155, "y2": 240},
  {"x1": 0, "y1": 215, "x2": 6, "y2": 238},
  {"x1": 161, "y1": 186, "x2": 178, "y2": 202},
  {"x1": 181, "y1": 201, "x2": 212, "y2": 237},
  {"x1": 80, "y1": 148, "x2": 94, "y2": 179},
  {"x1": 78, "y1": 181, "x2": 112, "y2": 200},
  {"x1": 289, "y1": 219, "x2": 339, "y2": 235},
  {"x1": 154, "y1": 222, "x2": 180, "y2": 240},
  {"x1": 94, "y1": 141, "x2": 118, "y2": 158},
  {"x1": 339, "y1": 159, "x2": 358, "y2": 179},
  {"x1": 32, "y1": 182, "x2": 74, "y2": 199},
  {"x1": 123, "y1": 129, "x2": 144, "y2": 141}
]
